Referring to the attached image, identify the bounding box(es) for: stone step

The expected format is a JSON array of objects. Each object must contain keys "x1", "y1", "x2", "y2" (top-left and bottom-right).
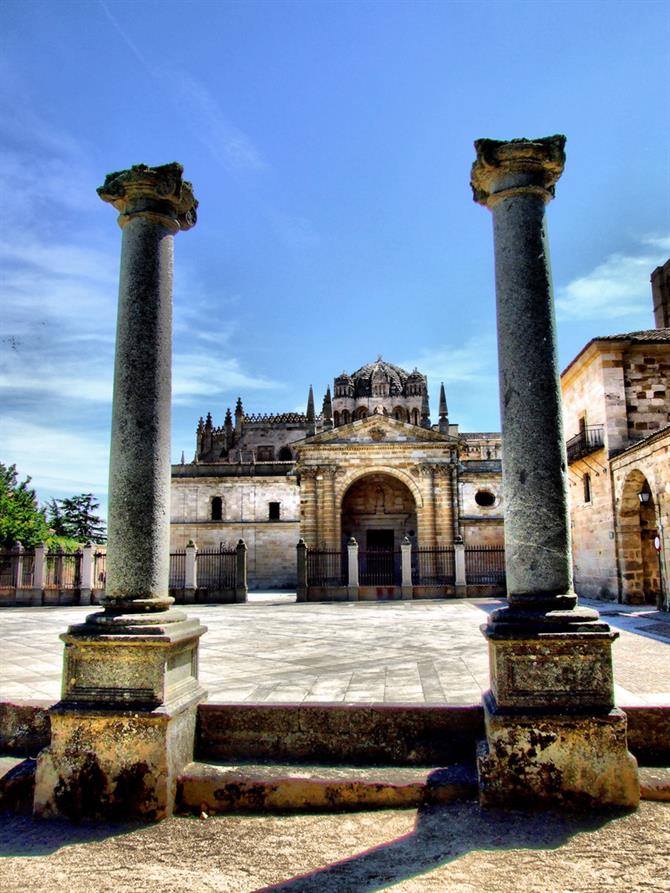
[
  {"x1": 639, "y1": 766, "x2": 670, "y2": 802},
  {"x1": 177, "y1": 760, "x2": 479, "y2": 814}
]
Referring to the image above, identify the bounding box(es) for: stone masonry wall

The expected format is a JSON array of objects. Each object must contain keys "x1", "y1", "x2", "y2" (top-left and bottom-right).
[
  {"x1": 171, "y1": 475, "x2": 300, "y2": 588},
  {"x1": 623, "y1": 346, "x2": 670, "y2": 443}
]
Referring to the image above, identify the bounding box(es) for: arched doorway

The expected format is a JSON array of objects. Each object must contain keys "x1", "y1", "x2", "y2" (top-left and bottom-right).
[
  {"x1": 618, "y1": 470, "x2": 661, "y2": 605},
  {"x1": 341, "y1": 473, "x2": 417, "y2": 584}
]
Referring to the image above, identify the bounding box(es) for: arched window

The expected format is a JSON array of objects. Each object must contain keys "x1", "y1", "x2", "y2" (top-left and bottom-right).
[
  {"x1": 355, "y1": 407, "x2": 368, "y2": 420},
  {"x1": 342, "y1": 410, "x2": 350, "y2": 424},
  {"x1": 583, "y1": 473, "x2": 592, "y2": 504},
  {"x1": 211, "y1": 496, "x2": 223, "y2": 521},
  {"x1": 411, "y1": 409, "x2": 419, "y2": 426},
  {"x1": 278, "y1": 446, "x2": 293, "y2": 461},
  {"x1": 333, "y1": 411, "x2": 340, "y2": 427}
]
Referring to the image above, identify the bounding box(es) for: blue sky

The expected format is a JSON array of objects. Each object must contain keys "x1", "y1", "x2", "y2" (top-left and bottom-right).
[{"x1": 1, "y1": 0, "x2": 668, "y2": 516}]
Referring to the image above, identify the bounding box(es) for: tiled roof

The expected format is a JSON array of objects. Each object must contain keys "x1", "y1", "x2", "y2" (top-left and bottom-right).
[{"x1": 595, "y1": 328, "x2": 670, "y2": 342}]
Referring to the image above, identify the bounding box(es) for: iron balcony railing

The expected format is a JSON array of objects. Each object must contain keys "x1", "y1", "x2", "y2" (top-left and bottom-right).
[{"x1": 566, "y1": 425, "x2": 604, "y2": 464}]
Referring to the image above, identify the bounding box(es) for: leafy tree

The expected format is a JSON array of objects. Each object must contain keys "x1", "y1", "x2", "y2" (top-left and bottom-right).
[
  {"x1": 0, "y1": 463, "x2": 50, "y2": 548},
  {"x1": 46, "y1": 493, "x2": 106, "y2": 544}
]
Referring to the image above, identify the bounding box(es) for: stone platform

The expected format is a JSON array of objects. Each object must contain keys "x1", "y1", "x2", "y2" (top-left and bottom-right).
[{"x1": 1, "y1": 596, "x2": 669, "y2": 707}]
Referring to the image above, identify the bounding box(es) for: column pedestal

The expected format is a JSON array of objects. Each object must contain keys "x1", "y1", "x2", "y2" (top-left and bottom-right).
[{"x1": 34, "y1": 610, "x2": 206, "y2": 819}]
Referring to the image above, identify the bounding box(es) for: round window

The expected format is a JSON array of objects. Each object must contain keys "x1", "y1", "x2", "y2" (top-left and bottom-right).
[{"x1": 475, "y1": 490, "x2": 495, "y2": 507}]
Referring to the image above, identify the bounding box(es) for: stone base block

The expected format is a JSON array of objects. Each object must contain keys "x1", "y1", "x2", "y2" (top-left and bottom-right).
[
  {"x1": 33, "y1": 703, "x2": 198, "y2": 820},
  {"x1": 477, "y1": 694, "x2": 639, "y2": 808}
]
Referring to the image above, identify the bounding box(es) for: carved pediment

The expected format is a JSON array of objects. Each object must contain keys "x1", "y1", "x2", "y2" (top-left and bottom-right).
[{"x1": 298, "y1": 415, "x2": 454, "y2": 446}]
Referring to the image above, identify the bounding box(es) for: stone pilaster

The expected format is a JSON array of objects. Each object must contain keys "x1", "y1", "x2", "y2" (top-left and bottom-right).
[
  {"x1": 34, "y1": 164, "x2": 207, "y2": 821},
  {"x1": 299, "y1": 468, "x2": 319, "y2": 548},
  {"x1": 471, "y1": 137, "x2": 638, "y2": 808}
]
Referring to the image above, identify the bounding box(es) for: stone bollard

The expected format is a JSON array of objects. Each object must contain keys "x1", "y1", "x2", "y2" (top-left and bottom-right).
[
  {"x1": 184, "y1": 541, "x2": 197, "y2": 604},
  {"x1": 453, "y1": 540, "x2": 466, "y2": 593},
  {"x1": 34, "y1": 163, "x2": 207, "y2": 822},
  {"x1": 400, "y1": 536, "x2": 413, "y2": 600},
  {"x1": 235, "y1": 539, "x2": 248, "y2": 603},
  {"x1": 79, "y1": 542, "x2": 95, "y2": 606},
  {"x1": 347, "y1": 536, "x2": 359, "y2": 601},
  {"x1": 471, "y1": 136, "x2": 638, "y2": 808},
  {"x1": 296, "y1": 539, "x2": 308, "y2": 602}
]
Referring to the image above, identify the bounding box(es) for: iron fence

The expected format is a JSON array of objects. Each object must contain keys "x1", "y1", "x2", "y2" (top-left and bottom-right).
[
  {"x1": 307, "y1": 549, "x2": 347, "y2": 586},
  {"x1": 464, "y1": 545, "x2": 506, "y2": 585},
  {"x1": 0, "y1": 549, "x2": 35, "y2": 588},
  {"x1": 412, "y1": 546, "x2": 455, "y2": 585},
  {"x1": 169, "y1": 550, "x2": 186, "y2": 588},
  {"x1": 94, "y1": 551, "x2": 107, "y2": 588},
  {"x1": 359, "y1": 548, "x2": 400, "y2": 586},
  {"x1": 45, "y1": 549, "x2": 82, "y2": 589},
  {"x1": 197, "y1": 547, "x2": 236, "y2": 590}
]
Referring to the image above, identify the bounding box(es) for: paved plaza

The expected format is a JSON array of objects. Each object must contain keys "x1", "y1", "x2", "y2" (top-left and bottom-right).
[{"x1": 1, "y1": 596, "x2": 669, "y2": 707}]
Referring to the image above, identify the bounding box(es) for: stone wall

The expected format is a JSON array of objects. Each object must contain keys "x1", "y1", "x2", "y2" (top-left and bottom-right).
[
  {"x1": 171, "y1": 474, "x2": 300, "y2": 588},
  {"x1": 623, "y1": 345, "x2": 670, "y2": 442}
]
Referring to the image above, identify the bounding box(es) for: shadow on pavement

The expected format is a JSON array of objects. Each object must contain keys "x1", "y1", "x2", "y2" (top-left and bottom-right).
[{"x1": 257, "y1": 800, "x2": 629, "y2": 892}]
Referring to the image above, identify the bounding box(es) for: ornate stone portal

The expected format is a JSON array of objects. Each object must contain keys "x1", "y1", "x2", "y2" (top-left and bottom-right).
[
  {"x1": 472, "y1": 137, "x2": 639, "y2": 807},
  {"x1": 33, "y1": 164, "x2": 207, "y2": 820}
]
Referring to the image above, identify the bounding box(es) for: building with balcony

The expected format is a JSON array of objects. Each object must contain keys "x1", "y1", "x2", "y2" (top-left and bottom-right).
[{"x1": 561, "y1": 259, "x2": 670, "y2": 607}]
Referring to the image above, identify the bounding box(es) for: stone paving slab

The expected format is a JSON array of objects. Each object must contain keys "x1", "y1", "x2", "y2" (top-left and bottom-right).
[{"x1": 0, "y1": 597, "x2": 668, "y2": 706}]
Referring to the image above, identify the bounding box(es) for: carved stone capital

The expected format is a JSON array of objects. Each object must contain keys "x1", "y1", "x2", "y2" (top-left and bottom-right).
[
  {"x1": 98, "y1": 162, "x2": 198, "y2": 233},
  {"x1": 471, "y1": 136, "x2": 565, "y2": 207}
]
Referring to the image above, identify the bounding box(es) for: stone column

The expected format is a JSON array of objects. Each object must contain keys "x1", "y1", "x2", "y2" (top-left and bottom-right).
[
  {"x1": 400, "y1": 536, "x2": 413, "y2": 600},
  {"x1": 31, "y1": 542, "x2": 46, "y2": 606},
  {"x1": 453, "y1": 540, "x2": 466, "y2": 592},
  {"x1": 471, "y1": 137, "x2": 638, "y2": 808},
  {"x1": 80, "y1": 542, "x2": 95, "y2": 606},
  {"x1": 296, "y1": 538, "x2": 308, "y2": 602},
  {"x1": 184, "y1": 541, "x2": 197, "y2": 604},
  {"x1": 347, "y1": 537, "x2": 359, "y2": 601},
  {"x1": 34, "y1": 163, "x2": 207, "y2": 822},
  {"x1": 235, "y1": 538, "x2": 248, "y2": 603}
]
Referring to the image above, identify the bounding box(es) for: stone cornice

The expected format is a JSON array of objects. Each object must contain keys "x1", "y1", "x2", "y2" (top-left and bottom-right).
[
  {"x1": 471, "y1": 136, "x2": 566, "y2": 207},
  {"x1": 98, "y1": 162, "x2": 198, "y2": 233}
]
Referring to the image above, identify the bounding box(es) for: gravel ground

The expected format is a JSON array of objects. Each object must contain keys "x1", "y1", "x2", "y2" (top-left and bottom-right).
[{"x1": 1, "y1": 801, "x2": 668, "y2": 892}]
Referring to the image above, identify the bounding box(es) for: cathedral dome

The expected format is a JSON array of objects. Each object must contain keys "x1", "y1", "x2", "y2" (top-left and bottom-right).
[{"x1": 350, "y1": 357, "x2": 411, "y2": 397}]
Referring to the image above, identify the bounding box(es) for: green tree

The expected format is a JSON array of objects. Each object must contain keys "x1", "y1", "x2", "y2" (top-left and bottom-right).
[
  {"x1": 0, "y1": 463, "x2": 49, "y2": 548},
  {"x1": 46, "y1": 493, "x2": 106, "y2": 544}
]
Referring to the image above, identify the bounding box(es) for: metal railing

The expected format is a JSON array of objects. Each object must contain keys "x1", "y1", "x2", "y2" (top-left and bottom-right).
[
  {"x1": 169, "y1": 550, "x2": 186, "y2": 589},
  {"x1": 566, "y1": 425, "x2": 604, "y2": 463},
  {"x1": 197, "y1": 547, "x2": 236, "y2": 590},
  {"x1": 464, "y1": 546, "x2": 506, "y2": 585},
  {"x1": 45, "y1": 549, "x2": 82, "y2": 589},
  {"x1": 359, "y1": 548, "x2": 400, "y2": 586},
  {"x1": 307, "y1": 549, "x2": 347, "y2": 586},
  {"x1": 94, "y1": 551, "x2": 107, "y2": 588},
  {"x1": 0, "y1": 549, "x2": 35, "y2": 588},
  {"x1": 413, "y1": 546, "x2": 455, "y2": 585}
]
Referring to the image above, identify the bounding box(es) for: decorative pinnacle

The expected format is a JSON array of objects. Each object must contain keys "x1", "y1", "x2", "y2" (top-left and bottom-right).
[
  {"x1": 470, "y1": 135, "x2": 566, "y2": 207},
  {"x1": 97, "y1": 162, "x2": 198, "y2": 232},
  {"x1": 322, "y1": 386, "x2": 333, "y2": 421},
  {"x1": 306, "y1": 385, "x2": 315, "y2": 422},
  {"x1": 224, "y1": 408, "x2": 233, "y2": 428},
  {"x1": 235, "y1": 398, "x2": 243, "y2": 416},
  {"x1": 439, "y1": 382, "x2": 448, "y2": 418}
]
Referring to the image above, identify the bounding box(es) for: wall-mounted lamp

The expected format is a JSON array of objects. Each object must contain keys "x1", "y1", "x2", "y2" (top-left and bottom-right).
[{"x1": 639, "y1": 491, "x2": 651, "y2": 504}]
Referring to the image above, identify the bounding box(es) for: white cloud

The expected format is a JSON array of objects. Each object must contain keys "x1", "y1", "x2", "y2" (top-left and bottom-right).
[
  {"x1": 1, "y1": 417, "x2": 110, "y2": 502},
  {"x1": 403, "y1": 334, "x2": 498, "y2": 387},
  {"x1": 556, "y1": 236, "x2": 670, "y2": 321},
  {"x1": 173, "y1": 353, "x2": 281, "y2": 403}
]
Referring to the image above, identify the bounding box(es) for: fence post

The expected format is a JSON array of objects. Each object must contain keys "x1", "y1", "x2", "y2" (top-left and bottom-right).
[
  {"x1": 235, "y1": 539, "x2": 248, "y2": 603},
  {"x1": 296, "y1": 539, "x2": 308, "y2": 602},
  {"x1": 80, "y1": 542, "x2": 95, "y2": 606},
  {"x1": 13, "y1": 542, "x2": 29, "y2": 606},
  {"x1": 454, "y1": 539, "x2": 466, "y2": 594},
  {"x1": 400, "y1": 536, "x2": 413, "y2": 600},
  {"x1": 347, "y1": 536, "x2": 359, "y2": 602},
  {"x1": 32, "y1": 542, "x2": 46, "y2": 606},
  {"x1": 184, "y1": 541, "x2": 197, "y2": 604}
]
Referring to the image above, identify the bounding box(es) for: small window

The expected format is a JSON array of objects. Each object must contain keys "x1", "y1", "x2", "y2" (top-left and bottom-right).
[
  {"x1": 269, "y1": 502, "x2": 280, "y2": 521},
  {"x1": 583, "y1": 473, "x2": 591, "y2": 504},
  {"x1": 256, "y1": 446, "x2": 274, "y2": 461},
  {"x1": 211, "y1": 496, "x2": 223, "y2": 521},
  {"x1": 475, "y1": 490, "x2": 495, "y2": 508}
]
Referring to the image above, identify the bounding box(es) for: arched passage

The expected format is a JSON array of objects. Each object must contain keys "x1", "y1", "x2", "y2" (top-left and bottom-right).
[
  {"x1": 340, "y1": 472, "x2": 417, "y2": 552},
  {"x1": 618, "y1": 469, "x2": 660, "y2": 605}
]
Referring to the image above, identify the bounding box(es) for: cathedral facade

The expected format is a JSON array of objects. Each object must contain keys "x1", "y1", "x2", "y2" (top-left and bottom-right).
[{"x1": 170, "y1": 358, "x2": 504, "y2": 589}]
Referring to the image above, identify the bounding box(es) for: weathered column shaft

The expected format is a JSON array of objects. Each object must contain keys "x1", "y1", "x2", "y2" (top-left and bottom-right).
[
  {"x1": 492, "y1": 191, "x2": 572, "y2": 600},
  {"x1": 106, "y1": 217, "x2": 174, "y2": 603}
]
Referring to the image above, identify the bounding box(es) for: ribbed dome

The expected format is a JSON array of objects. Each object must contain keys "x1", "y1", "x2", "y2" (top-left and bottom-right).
[{"x1": 349, "y1": 357, "x2": 415, "y2": 397}]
